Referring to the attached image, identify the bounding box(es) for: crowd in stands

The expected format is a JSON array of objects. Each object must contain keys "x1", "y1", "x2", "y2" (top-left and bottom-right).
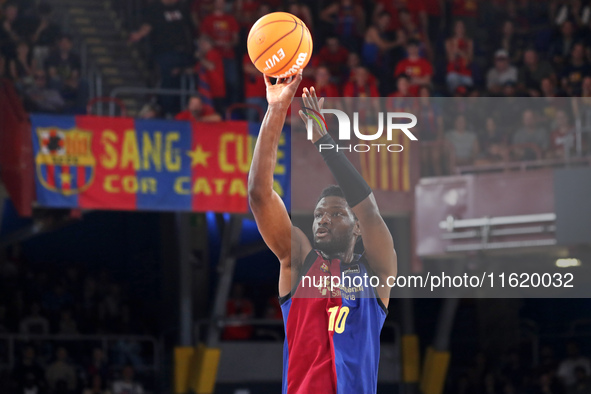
[
  {"x1": 0, "y1": 246, "x2": 154, "y2": 394},
  {"x1": 455, "y1": 342, "x2": 591, "y2": 394},
  {"x1": 125, "y1": 0, "x2": 591, "y2": 175},
  {"x1": 0, "y1": 1, "x2": 87, "y2": 114},
  {"x1": 1, "y1": 0, "x2": 590, "y2": 174}
]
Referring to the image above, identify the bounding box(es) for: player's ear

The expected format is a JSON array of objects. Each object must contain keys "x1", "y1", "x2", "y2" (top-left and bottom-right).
[{"x1": 353, "y1": 219, "x2": 361, "y2": 237}]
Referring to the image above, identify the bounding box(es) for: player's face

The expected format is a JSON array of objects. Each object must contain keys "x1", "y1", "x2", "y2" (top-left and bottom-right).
[{"x1": 312, "y1": 196, "x2": 358, "y2": 256}]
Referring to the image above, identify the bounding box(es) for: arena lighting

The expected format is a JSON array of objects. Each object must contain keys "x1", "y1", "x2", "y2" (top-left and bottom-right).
[{"x1": 555, "y1": 258, "x2": 582, "y2": 268}]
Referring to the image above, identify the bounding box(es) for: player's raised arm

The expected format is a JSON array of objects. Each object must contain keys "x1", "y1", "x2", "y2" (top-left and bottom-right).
[
  {"x1": 300, "y1": 87, "x2": 397, "y2": 302},
  {"x1": 249, "y1": 71, "x2": 310, "y2": 293}
]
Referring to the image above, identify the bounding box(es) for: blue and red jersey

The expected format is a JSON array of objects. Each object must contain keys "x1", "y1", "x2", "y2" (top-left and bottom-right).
[{"x1": 280, "y1": 249, "x2": 388, "y2": 394}]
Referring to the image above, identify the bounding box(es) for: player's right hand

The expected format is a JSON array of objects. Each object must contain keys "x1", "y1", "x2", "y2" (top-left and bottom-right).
[{"x1": 264, "y1": 70, "x2": 303, "y2": 108}]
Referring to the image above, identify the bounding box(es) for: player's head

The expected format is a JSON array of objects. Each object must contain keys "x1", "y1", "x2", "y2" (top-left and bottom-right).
[{"x1": 313, "y1": 186, "x2": 360, "y2": 257}]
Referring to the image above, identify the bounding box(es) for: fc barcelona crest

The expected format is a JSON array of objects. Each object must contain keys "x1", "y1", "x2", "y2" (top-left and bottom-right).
[{"x1": 35, "y1": 127, "x2": 96, "y2": 195}]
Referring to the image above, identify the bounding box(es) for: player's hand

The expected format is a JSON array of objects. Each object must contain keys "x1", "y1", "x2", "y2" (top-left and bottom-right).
[
  {"x1": 299, "y1": 87, "x2": 327, "y2": 143},
  {"x1": 264, "y1": 70, "x2": 303, "y2": 107}
]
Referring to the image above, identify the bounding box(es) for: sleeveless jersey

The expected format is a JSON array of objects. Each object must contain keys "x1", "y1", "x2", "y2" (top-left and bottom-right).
[{"x1": 279, "y1": 249, "x2": 388, "y2": 394}]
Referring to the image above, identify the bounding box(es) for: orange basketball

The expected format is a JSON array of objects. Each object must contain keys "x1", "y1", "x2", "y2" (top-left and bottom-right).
[{"x1": 247, "y1": 12, "x2": 313, "y2": 78}]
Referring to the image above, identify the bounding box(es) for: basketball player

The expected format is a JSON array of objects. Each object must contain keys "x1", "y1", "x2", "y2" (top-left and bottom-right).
[{"x1": 248, "y1": 70, "x2": 397, "y2": 394}]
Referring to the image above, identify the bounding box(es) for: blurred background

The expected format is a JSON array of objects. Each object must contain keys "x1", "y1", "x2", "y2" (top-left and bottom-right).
[{"x1": 1, "y1": 0, "x2": 591, "y2": 393}]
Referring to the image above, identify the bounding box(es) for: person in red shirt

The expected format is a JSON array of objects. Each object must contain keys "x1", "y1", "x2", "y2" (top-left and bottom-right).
[
  {"x1": 343, "y1": 66, "x2": 380, "y2": 121},
  {"x1": 314, "y1": 66, "x2": 340, "y2": 97},
  {"x1": 222, "y1": 284, "x2": 254, "y2": 340},
  {"x1": 445, "y1": 20, "x2": 474, "y2": 92},
  {"x1": 194, "y1": 35, "x2": 226, "y2": 113},
  {"x1": 175, "y1": 95, "x2": 222, "y2": 121},
  {"x1": 394, "y1": 39, "x2": 433, "y2": 96},
  {"x1": 312, "y1": 36, "x2": 349, "y2": 83},
  {"x1": 343, "y1": 66, "x2": 379, "y2": 97},
  {"x1": 386, "y1": 75, "x2": 414, "y2": 112},
  {"x1": 201, "y1": 0, "x2": 240, "y2": 103},
  {"x1": 243, "y1": 53, "x2": 266, "y2": 122}
]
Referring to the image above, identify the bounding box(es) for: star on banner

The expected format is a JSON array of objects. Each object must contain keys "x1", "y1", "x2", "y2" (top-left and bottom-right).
[
  {"x1": 60, "y1": 172, "x2": 72, "y2": 185},
  {"x1": 187, "y1": 145, "x2": 211, "y2": 168}
]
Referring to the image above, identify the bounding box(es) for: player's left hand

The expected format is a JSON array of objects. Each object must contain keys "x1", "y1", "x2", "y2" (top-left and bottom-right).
[{"x1": 299, "y1": 87, "x2": 327, "y2": 143}]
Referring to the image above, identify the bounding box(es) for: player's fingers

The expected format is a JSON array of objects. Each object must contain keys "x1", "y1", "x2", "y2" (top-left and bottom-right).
[
  {"x1": 311, "y1": 87, "x2": 320, "y2": 112},
  {"x1": 298, "y1": 110, "x2": 308, "y2": 124},
  {"x1": 302, "y1": 91, "x2": 312, "y2": 110},
  {"x1": 263, "y1": 74, "x2": 272, "y2": 87},
  {"x1": 319, "y1": 97, "x2": 325, "y2": 111}
]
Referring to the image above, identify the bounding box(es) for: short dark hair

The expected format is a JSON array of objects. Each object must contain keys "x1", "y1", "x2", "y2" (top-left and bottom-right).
[{"x1": 317, "y1": 185, "x2": 345, "y2": 203}]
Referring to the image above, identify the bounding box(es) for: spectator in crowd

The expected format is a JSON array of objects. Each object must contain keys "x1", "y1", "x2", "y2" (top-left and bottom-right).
[
  {"x1": 242, "y1": 53, "x2": 266, "y2": 122},
  {"x1": 9, "y1": 41, "x2": 35, "y2": 87},
  {"x1": 313, "y1": 66, "x2": 340, "y2": 98},
  {"x1": 343, "y1": 66, "x2": 379, "y2": 97},
  {"x1": 0, "y1": 2, "x2": 23, "y2": 56},
  {"x1": 24, "y1": 69, "x2": 65, "y2": 113},
  {"x1": 222, "y1": 283, "x2": 254, "y2": 340},
  {"x1": 313, "y1": 36, "x2": 349, "y2": 83},
  {"x1": 45, "y1": 35, "x2": 80, "y2": 88},
  {"x1": 477, "y1": 117, "x2": 509, "y2": 165},
  {"x1": 193, "y1": 34, "x2": 226, "y2": 114},
  {"x1": 558, "y1": 341, "x2": 591, "y2": 388},
  {"x1": 561, "y1": 42, "x2": 591, "y2": 96},
  {"x1": 86, "y1": 347, "x2": 109, "y2": 383},
  {"x1": 83, "y1": 375, "x2": 111, "y2": 394},
  {"x1": 11, "y1": 345, "x2": 46, "y2": 394},
  {"x1": 541, "y1": 77, "x2": 560, "y2": 98},
  {"x1": 486, "y1": 49, "x2": 518, "y2": 95},
  {"x1": 362, "y1": 12, "x2": 401, "y2": 77},
  {"x1": 45, "y1": 347, "x2": 77, "y2": 393},
  {"x1": 548, "y1": 109, "x2": 576, "y2": 159},
  {"x1": 549, "y1": 20, "x2": 577, "y2": 71},
  {"x1": 496, "y1": 20, "x2": 523, "y2": 65},
  {"x1": 175, "y1": 94, "x2": 222, "y2": 122},
  {"x1": 445, "y1": 20, "x2": 474, "y2": 92},
  {"x1": 129, "y1": 0, "x2": 193, "y2": 115},
  {"x1": 19, "y1": 303, "x2": 49, "y2": 335},
  {"x1": 137, "y1": 103, "x2": 161, "y2": 119},
  {"x1": 320, "y1": 0, "x2": 365, "y2": 52},
  {"x1": 519, "y1": 48, "x2": 556, "y2": 97},
  {"x1": 112, "y1": 365, "x2": 144, "y2": 394},
  {"x1": 446, "y1": 114, "x2": 479, "y2": 167},
  {"x1": 512, "y1": 109, "x2": 549, "y2": 161},
  {"x1": 387, "y1": 75, "x2": 413, "y2": 112},
  {"x1": 30, "y1": 3, "x2": 61, "y2": 68},
  {"x1": 201, "y1": 0, "x2": 240, "y2": 104},
  {"x1": 394, "y1": 39, "x2": 434, "y2": 96}
]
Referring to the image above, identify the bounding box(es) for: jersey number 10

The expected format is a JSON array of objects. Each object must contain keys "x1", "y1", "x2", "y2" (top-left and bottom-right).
[{"x1": 328, "y1": 306, "x2": 350, "y2": 334}]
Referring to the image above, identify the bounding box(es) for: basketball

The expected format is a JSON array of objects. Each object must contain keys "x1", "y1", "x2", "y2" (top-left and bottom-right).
[{"x1": 247, "y1": 12, "x2": 313, "y2": 78}]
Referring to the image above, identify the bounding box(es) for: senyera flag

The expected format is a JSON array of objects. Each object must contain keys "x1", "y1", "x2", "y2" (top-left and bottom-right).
[{"x1": 30, "y1": 115, "x2": 290, "y2": 213}]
